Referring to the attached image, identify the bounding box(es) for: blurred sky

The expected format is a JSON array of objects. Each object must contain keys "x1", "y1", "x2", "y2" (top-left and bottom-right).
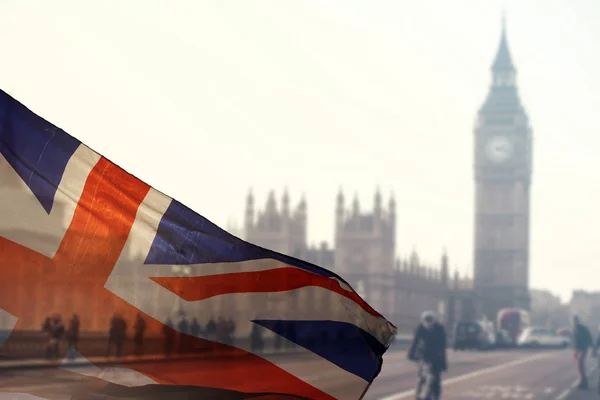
[{"x1": 0, "y1": 0, "x2": 598, "y2": 302}]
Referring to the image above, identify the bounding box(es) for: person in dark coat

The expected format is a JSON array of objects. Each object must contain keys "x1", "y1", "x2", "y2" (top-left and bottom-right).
[
  {"x1": 50, "y1": 314, "x2": 65, "y2": 359},
  {"x1": 190, "y1": 318, "x2": 201, "y2": 336},
  {"x1": 66, "y1": 314, "x2": 80, "y2": 359},
  {"x1": 189, "y1": 318, "x2": 202, "y2": 352},
  {"x1": 204, "y1": 317, "x2": 217, "y2": 353},
  {"x1": 42, "y1": 314, "x2": 64, "y2": 359},
  {"x1": 225, "y1": 318, "x2": 236, "y2": 346},
  {"x1": 178, "y1": 316, "x2": 190, "y2": 353},
  {"x1": 407, "y1": 311, "x2": 447, "y2": 400},
  {"x1": 42, "y1": 316, "x2": 53, "y2": 359},
  {"x1": 573, "y1": 316, "x2": 593, "y2": 390},
  {"x1": 133, "y1": 313, "x2": 147, "y2": 356},
  {"x1": 107, "y1": 313, "x2": 127, "y2": 358},
  {"x1": 205, "y1": 318, "x2": 216, "y2": 340}
]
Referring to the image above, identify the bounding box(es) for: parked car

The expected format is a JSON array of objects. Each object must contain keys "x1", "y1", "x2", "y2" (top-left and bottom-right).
[
  {"x1": 517, "y1": 327, "x2": 570, "y2": 348},
  {"x1": 452, "y1": 320, "x2": 495, "y2": 351}
]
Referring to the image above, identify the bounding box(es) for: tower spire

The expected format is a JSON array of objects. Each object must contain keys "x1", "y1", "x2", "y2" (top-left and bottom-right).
[
  {"x1": 492, "y1": 13, "x2": 514, "y2": 72},
  {"x1": 488, "y1": 12, "x2": 518, "y2": 90}
]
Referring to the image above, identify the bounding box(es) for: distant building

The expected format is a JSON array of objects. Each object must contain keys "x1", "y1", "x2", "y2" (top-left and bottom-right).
[
  {"x1": 530, "y1": 289, "x2": 561, "y2": 310},
  {"x1": 530, "y1": 289, "x2": 568, "y2": 330}
]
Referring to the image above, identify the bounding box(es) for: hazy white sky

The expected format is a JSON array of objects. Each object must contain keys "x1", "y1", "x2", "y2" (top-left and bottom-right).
[{"x1": 0, "y1": 0, "x2": 598, "y2": 302}]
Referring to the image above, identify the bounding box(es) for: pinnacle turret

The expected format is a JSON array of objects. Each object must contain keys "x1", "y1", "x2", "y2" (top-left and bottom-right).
[
  {"x1": 374, "y1": 187, "x2": 382, "y2": 207},
  {"x1": 352, "y1": 194, "x2": 360, "y2": 216},
  {"x1": 282, "y1": 187, "x2": 290, "y2": 216},
  {"x1": 492, "y1": 13, "x2": 515, "y2": 72},
  {"x1": 266, "y1": 190, "x2": 277, "y2": 212},
  {"x1": 479, "y1": 14, "x2": 524, "y2": 115}
]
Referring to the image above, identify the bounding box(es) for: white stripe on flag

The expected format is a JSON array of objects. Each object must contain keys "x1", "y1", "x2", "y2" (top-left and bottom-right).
[{"x1": 0, "y1": 145, "x2": 101, "y2": 257}]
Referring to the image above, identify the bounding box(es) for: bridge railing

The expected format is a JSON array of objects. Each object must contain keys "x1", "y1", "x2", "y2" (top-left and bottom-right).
[{"x1": 0, "y1": 329, "x2": 412, "y2": 362}]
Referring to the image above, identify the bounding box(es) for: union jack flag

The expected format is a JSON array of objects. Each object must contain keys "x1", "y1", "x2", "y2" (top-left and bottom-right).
[{"x1": 0, "y1": 89, "x2": 396, "y2": 399}]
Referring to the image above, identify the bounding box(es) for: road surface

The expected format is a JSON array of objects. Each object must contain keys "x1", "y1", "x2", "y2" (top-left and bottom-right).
[
  {"x1": 1, "y1": 348, "x2": 599, "y2": 399},
  {"x1": 363, "y1": 348, "x2": 599, "y2": 400}
]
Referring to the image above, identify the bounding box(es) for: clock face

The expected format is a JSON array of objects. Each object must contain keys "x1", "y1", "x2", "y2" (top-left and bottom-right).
[{"x1": 485, "y1": 136, "x2": 514, "y2": 163}]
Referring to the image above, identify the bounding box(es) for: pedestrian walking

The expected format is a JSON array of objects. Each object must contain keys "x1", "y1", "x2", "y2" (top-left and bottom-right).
[
  {"x1": 573, "y1": 316, "x2": 593, "y2": 390},
  {"x1": 41, "y1": 316, "x2": 53, "y2": 359},
  {"x1": 107, "y1": 313, "x2": 127, "y2": 358},
  {"x1": 66, "y1": 314, "x2": 80, "y2": 358},
  {"x1": 189, "y1": 318, "x2": 202, "y2": 352},
  {"x1": 133, "y1": 313, "x2": 146, "y2": 356},
  {"x1": 43, "y1": 314, "x2": 66, "y2": 359},
  {"x1": 205, "y1": 317, "x2": 216, "y2": 340},
  {"x1": 225, "y1": 317, "x2": 236, "y2": 346},
  {"x1": 178, "y1": 315, "x2": 190, "y2": 353},
  {"x1": 407, "y1": 311, "x2": 448, "y2": 400},
  {"x1": 190, "y1": 318, "x2": 201, "y2": 337}
]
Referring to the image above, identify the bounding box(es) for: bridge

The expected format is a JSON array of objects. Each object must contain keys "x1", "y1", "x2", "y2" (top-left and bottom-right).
[{"x1": 1, "y1": 344, "x2": 597, "y2": 400}]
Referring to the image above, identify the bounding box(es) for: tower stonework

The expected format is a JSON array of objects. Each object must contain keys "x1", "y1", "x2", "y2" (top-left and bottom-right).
[{"x1": 473, "y1": 21, "x2": 533, "y2": 318}]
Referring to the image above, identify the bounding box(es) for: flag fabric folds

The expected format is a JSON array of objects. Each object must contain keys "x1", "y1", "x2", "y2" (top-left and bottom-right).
[{"x1": 0, "y1": 89, "x2": 396, "y2": 400}]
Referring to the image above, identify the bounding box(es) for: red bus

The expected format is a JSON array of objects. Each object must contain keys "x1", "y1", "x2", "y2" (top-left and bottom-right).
[
  {"x1": 557, "y1": 327, "x2": 572, "y2": 338},
  {"x1": 497, "y1": 308, "x2": 531, "y2": 344}
]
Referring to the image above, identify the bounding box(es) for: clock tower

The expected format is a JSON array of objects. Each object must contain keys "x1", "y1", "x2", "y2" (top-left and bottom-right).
[{"x1": 473, "y1": 19, "x2": 533, "y2": 319}]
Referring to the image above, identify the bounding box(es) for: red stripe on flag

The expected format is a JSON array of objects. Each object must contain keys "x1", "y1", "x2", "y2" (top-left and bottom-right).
[{"x1": 152, "y1": 266, "x2": 384, "y2": 319}]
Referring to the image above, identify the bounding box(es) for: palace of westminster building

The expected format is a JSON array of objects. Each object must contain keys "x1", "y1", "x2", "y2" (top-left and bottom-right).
[{"x1": 243, "y1": 189, "x2": 475, "y2": 330}]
